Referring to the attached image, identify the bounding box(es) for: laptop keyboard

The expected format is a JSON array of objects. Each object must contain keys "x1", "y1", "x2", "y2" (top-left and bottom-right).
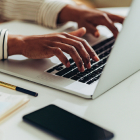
[{"x1": 46, "y1": 37, "x2": 115, "y2": 85}]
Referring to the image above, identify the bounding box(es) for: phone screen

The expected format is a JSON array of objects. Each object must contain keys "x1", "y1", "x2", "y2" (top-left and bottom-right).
[{"x1": 23, "y1": 105, "x2": 114, "y2": 140}]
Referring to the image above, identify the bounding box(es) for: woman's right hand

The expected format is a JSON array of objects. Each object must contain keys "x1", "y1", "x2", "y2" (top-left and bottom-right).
[{"x1": 8, "y1": 27, "x2": 99, "y2": 72}]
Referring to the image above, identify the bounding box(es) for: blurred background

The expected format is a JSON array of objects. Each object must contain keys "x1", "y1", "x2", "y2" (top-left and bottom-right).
[
  {"x1": 0, "y1": 0, "x2": 132, "y2": 23},
  {"x1": 73, "y1": 0, "x2": 132, "y2": 8}
]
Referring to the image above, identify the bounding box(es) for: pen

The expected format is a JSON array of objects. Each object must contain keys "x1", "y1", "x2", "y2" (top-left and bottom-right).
[{"x1": 0, "y1": 81, "x2": 38, "y2": 97}]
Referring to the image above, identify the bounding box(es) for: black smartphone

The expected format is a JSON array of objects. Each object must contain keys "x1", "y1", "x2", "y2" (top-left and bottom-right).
[{"x1": 23, "y1": 105, "x2": 114, "y2": 140}]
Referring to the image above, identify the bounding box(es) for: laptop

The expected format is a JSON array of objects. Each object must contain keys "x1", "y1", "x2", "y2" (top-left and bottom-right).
[{"x1": 0, "y1": 0, "x2": 140, "y2": 99}]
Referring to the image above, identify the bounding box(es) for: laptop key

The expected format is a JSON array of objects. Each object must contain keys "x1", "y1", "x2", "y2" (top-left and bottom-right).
[
  {"x1": 88, "y1": 72, "x2": 96, "y2": 77},
  {"x1": 97, "y1": 61, "x2": 104, "y2": 66},
  {"x1": 71, "y1": 75, "x2": 81, "y2": 80},
  {"x1": 75, "y1": 72, "x2": 86, "y2": 77},
  {"x1": 100, "y1": 60, "x2": 106, "y2": 65},
  {"x1": 56, "y1": 67, "x2": 72, "y2": 76},
  {"x1": 85, "y1": 68, "x2": 94, "y2": 73},
  {"x1": 94, "y1": 70, "x2": 102, "y2": 75},
  {"x1": 96, "y1": 47, "x2": 106, "y2": 54},
  {"x1": 55, "y1": 66, "x2": 64, "y2": 71},
  {"x1": 92, "y1": 39, "x2": 109, "y2": 50},
  {"x1": 91, "y1": 59, "x2": 96, "y2": 65},
  {"x1": 99, "y1": 51, "x2": 110, "y2": 59},
  {"x1": 92, "y1": 37, "x2": 114, "y2": 50},
  {"x1": 96, "y1": 49, "x2": 103, "y2": 54},
  {"x1": 47, "y1": 68, "x2": 55, "y2": 73},
  {"x1": 87, "y1": 76, "x2": 100, "y2": 85},
  {"x1": 105, "y1": 42, "x2": 114, "y2": 50},
  {"x1": 79, "y1": 71, "x2": 98, "y2": 83},
  {"x1": 47, "y1": 63, "x2": 63, "y2": 73},
  {"x1": 94, "y1": 75, "x2": 100, "y2": 81},
  {"x1": 77, "y1": 68, "x2": 92, "y2": 76},
  {"x1": 103, "y1": 58, "x2": 108, "y2": 63},
  {"x1": 99, "y1": 67, "x2": 104, "y2": 71},
  {"x1": 56, "y1": 62, "x2": 78, "y2": 76},
  {"x1": 54, "y1": 63, "x2": 63, "y2": 69},
  {"x1": 69, "y1": 59, "x2": 74, "y2": 64},
  {"x1": 63, "y1": 69, "x2": 79, "y2": 78},
  {"x1": 87, "y1": 78, "x2": 95, "y2": 85},
  {"x1": 99, "y1": 53, "x2": 105, "y2": 59},
  {"x1": 79, "y1": 76, "x2": 92, "y2": 83},
  {"x1": 91, "y1": 65, "x2": 98, "y2": 70},
  {"x1": 71, "y1": 63, "x2": 77, "y2": 68}
]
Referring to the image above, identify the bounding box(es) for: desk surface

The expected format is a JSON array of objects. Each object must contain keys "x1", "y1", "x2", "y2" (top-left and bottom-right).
[{"x1": 1, "y1": 8, "x2": 139, "y2": 140}]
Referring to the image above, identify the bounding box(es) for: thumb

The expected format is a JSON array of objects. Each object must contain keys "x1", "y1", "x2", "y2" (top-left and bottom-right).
[{"x1": 69, "y1": 27, "x2": 86, "y2": 37}]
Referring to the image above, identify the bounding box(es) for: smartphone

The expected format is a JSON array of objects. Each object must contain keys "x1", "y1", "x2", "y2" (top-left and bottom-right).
[{"x1": 23, "y1": 105, "x2": 114, "y2": 140}]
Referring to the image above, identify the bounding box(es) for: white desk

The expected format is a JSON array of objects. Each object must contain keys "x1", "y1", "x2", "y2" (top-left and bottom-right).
[{"x1": 1, "y1": 8, "x2": 140, "y2": 140}]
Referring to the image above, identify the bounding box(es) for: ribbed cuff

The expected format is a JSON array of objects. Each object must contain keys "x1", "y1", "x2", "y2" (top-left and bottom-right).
[
  {"x1": 37, "y1": 0, "x2": 75, "y2": 28},
  {"x1": 0, "y1": 29, "x2": 8, "y2": 60}
]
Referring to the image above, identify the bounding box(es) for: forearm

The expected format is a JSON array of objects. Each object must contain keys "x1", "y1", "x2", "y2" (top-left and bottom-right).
[{"x1": 0, "y1": 0, "x2": 74, "y2": 28}]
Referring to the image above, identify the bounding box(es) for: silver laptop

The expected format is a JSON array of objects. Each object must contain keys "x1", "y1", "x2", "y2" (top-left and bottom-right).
[{"x1": 0, "y1": 0, "x2": 140, "y2": 99}]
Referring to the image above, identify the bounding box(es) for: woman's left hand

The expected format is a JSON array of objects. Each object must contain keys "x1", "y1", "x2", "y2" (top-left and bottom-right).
[{"x1": 58, "y1": 4, "x2": 125, "y2": 38}]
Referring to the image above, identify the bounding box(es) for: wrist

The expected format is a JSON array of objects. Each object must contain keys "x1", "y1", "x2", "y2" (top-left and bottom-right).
[
  {"x1": 58, "y1": 4, "x2": 82, "y2": 24},
  {"x1": 8, "y1": 35, "x2": 24, "y2": 56}
]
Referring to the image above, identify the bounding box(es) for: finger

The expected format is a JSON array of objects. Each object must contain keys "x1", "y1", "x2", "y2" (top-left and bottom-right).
[
  {"x1": 102, "y1": 14, "x2": 119, "y2": 38},
  {"x1": 61, "y1": 34, "x2": 91, "y2": 69},
  {"x1": 62, "y1": 32, "x2": 100, "y2": 65},
  {"x1": 51, "y1": 47, "x2": 70, "y2": 68},
  {"x1": 105, "y1": 12, "x2": 125, "y2": 24},
  {"x1": 53, "y1": 36, "x2": 92, "y2": 69},
  {"x1": 46, "y1": 41, "x2": 85, "y2": 72},
  {"x1": 85, "y1": 22, "x2": 100, "y2": 38},
  {"x1": 96, "y1": 9, "x2": 125, "y2": 24},
  {"x1": 69, "y1": 27, "x2": 86, "y2": 37}
]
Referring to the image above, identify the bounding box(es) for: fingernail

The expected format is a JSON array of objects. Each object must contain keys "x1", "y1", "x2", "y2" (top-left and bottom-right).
[
  {"x1": 94, "y1": 55, "x2": 100, "y2": 61},
  {"x1": 66, "y1": 62, "x2": 70, "y2": 68},
  {"x1": 87, "y1": 62, "x2": 91, "y2": 69},
  {"x1": 95, "y1": 31, "x2": 100, "y2": 38},
  {"x1": 80, "y1": 65, "x2": 85, "y2": 72}
]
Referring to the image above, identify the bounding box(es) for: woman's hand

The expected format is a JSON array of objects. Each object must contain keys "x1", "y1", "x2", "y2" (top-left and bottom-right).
[
  {"x1": 58, "y1": 5, "x2": 125, "y2": 38},
  {"x1": 8, "y1": 28, "x2": 99, "y2": 72}
]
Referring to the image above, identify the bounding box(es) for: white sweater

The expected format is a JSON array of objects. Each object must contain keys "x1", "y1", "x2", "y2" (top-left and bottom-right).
[{"x1": 0, "y1": 0, "x2": 74, "y2": 60}]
